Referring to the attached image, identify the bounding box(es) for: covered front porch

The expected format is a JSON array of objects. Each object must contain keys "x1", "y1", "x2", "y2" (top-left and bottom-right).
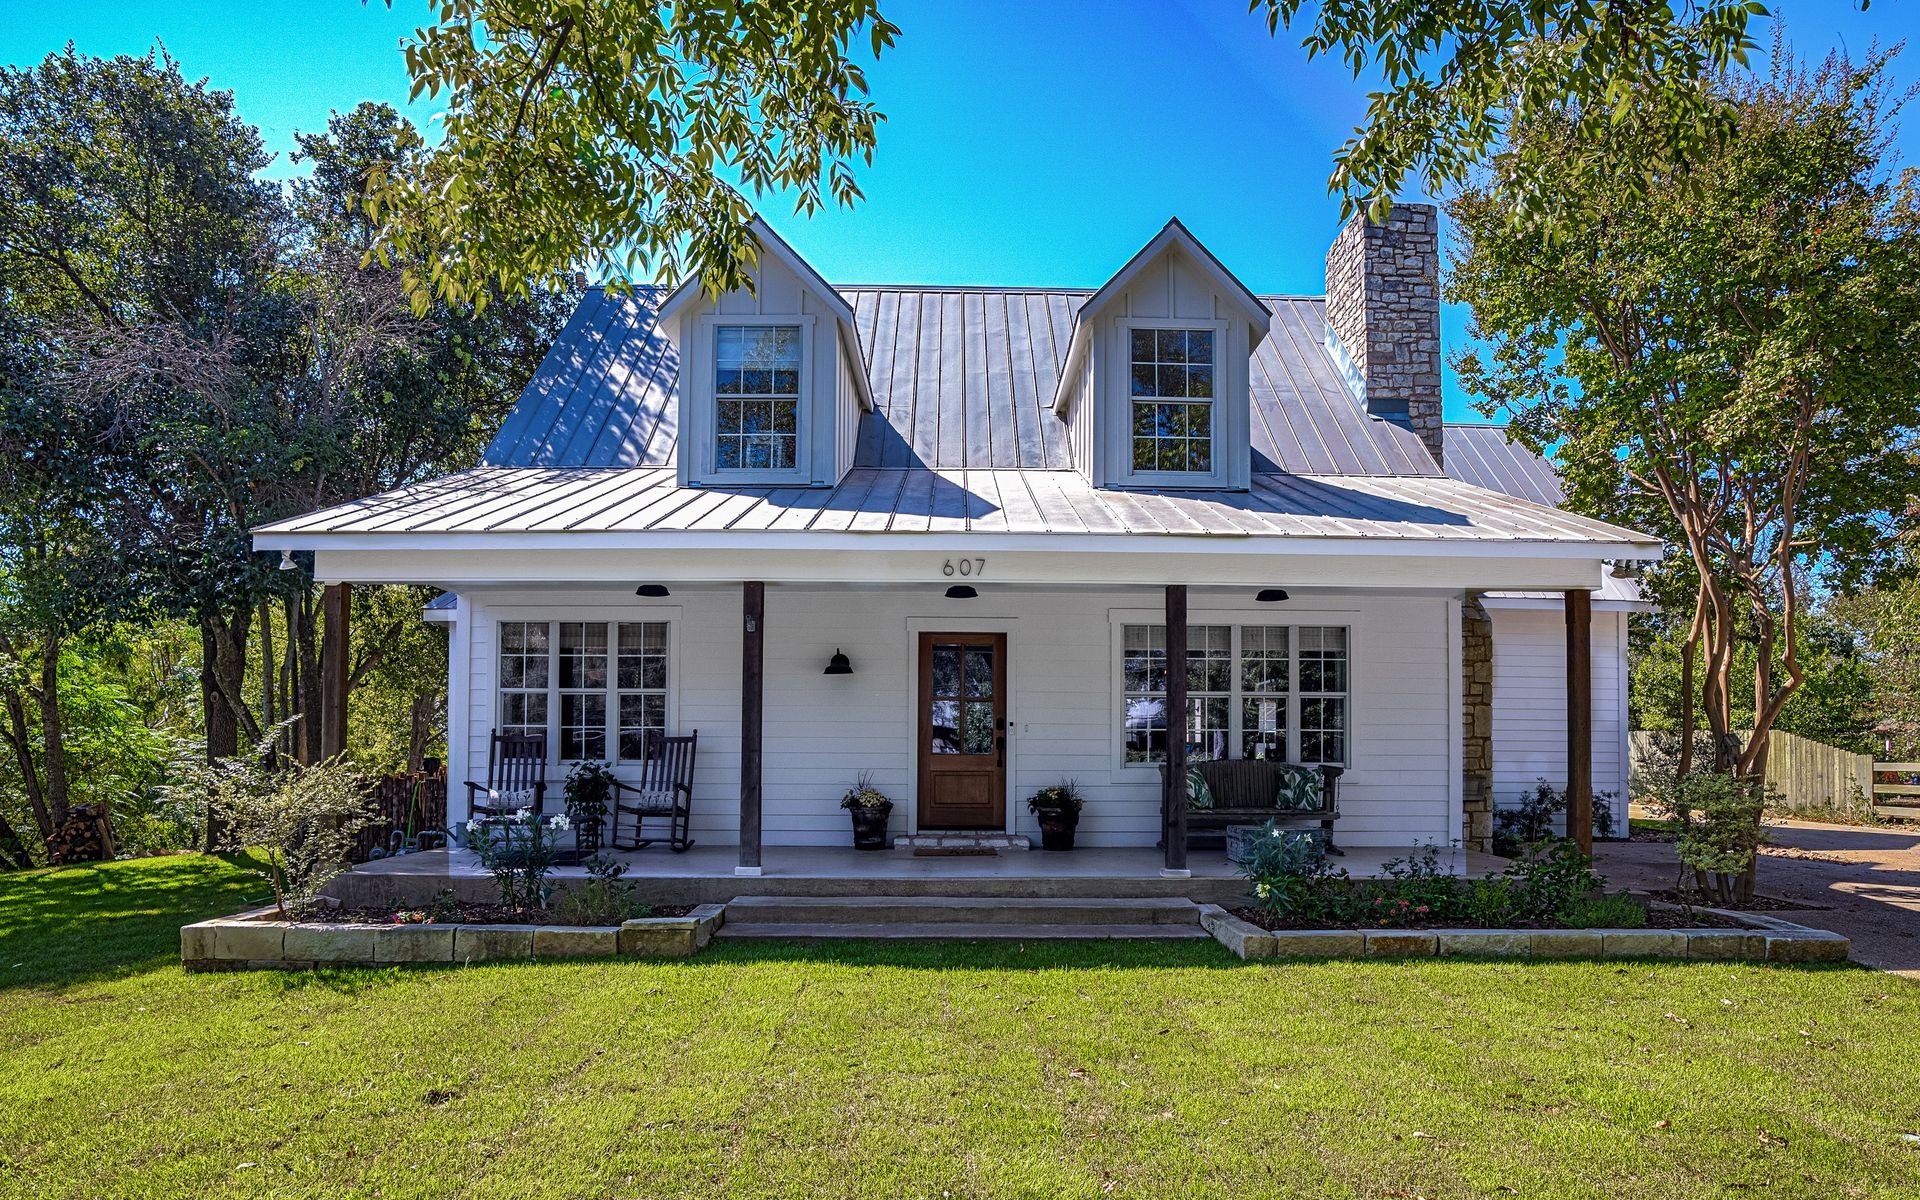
[{"x1": 326, "y1": 841, "x2": 1509, "y2": 908}]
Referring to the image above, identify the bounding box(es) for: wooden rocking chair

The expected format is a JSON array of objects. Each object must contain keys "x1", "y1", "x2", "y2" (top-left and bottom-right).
[
  {"x1": 465, "y1": 731, "x2": 549, "y2": 820},
  {"x1": 611, "y1": 731, "x2": 697, "y2": 853}
]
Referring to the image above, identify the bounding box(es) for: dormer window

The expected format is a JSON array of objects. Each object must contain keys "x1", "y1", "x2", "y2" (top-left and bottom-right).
[
  {"x1": 715, "y1": 325, "x2": 802, "y2": 470},
  {"x1": 1129, "y1": 328, "x2": 1215, "y2": 473}
]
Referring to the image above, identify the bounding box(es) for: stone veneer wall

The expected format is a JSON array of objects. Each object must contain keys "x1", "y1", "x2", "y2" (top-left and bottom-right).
[
  {"x1": 1461, "y1": 597, "x2": 1494, "y2": 852},
  {"x1": 1324, "y1": 204, "x2": 1445, "y2": 466}
]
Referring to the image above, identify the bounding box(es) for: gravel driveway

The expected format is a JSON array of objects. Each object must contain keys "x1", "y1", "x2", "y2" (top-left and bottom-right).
[{"x1": 1595, "y1": 817, "x2": 1920, "y2": 980}]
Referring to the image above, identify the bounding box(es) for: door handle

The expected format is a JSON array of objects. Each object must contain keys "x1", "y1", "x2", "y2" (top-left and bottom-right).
[{"x1": 996, "y1": 735, "x2": 1005, "y2": 768}]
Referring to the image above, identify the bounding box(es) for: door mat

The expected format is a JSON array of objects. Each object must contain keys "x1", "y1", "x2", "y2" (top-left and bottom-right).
[{"x1": 912, "y1": 847, "x2": 999, "y2": 857}]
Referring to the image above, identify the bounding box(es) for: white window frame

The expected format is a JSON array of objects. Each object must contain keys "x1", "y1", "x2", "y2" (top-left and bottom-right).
[
  {"x1": 690, "y1": 313, "x2": 817, "y2": 487},
  {"x1": 1109, "y1": 315, "x2": 1230, "y2": 490},
  {"x1": 492, "y1": 610, "x2": 680, "y2": 765},
  {"x1": 1110, "y1": 612, "x2": 1353, "y2": 771}
]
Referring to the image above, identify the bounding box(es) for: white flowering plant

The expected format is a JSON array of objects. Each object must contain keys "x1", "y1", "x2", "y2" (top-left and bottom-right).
[{"x1": 467, "y1": 808, "x2": 572, "y2": 909}]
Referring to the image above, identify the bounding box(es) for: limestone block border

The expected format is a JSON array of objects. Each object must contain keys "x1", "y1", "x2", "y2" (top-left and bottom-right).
[
  {"x1": 183, "y1": 903, "x2": 727, "y2": 971},
  {"x1": 1196, "y1": 904, "x2": 1850, "y2": 964}
]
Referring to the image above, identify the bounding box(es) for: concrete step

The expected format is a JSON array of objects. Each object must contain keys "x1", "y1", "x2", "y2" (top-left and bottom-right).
[
  {"x1": 724, "y1": 895, "x2": 1201, "y2": 927},
  {"x1": 717, "y1": 921, "x2": 1212, "y2": 941}
]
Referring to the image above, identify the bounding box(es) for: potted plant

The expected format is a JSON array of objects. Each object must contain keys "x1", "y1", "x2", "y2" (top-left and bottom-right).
[
  {"x1": 840, "y1": 772, "x2": 894, "y2": 850},
  {"x1": 1028, "y1": 780, "x2": 1085, "y2": 851},
  {"x1": 564, "y1": 760, "x2": 617, "y2": 856}
]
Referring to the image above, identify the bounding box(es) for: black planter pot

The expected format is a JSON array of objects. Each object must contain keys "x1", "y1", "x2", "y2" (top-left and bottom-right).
[
  {"x1": 1035, "y1": 809, "x2": 1079, "y2": 851},
  {"x1": 849, "y1": 806, "x2": 892, "y2": 850}
]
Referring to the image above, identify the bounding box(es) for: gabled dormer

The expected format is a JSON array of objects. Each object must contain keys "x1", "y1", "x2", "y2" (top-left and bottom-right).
[
  {"x1": 658, "y1": 217, "x2": 873, "y2": 488},
  {"x1": 1051, "y1": 219, "x2": 1271, "y2": 491}
]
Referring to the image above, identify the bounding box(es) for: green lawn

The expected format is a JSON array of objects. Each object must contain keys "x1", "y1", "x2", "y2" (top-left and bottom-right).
[{"x1": 2, "y1": 857, "x2": 1917, "y2": 1199}]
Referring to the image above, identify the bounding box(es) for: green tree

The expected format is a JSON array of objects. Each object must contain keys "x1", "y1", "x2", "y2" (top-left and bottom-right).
[
  {"x1": 1828, "y1": 575, "x2": 1920, "y2": 760},
  {"x1": 369, "y1": 0, "x2": 898, "y2": 308},
  {"x1": 1448, "y1": 44, "x2": 1920, "y2": 777},
  {"x1": 375, "y1": 0, "x2": 1767, "y2": 307},
  {"x1": 1252, "y1": 0, "x2": 1767, "y2": 226}
]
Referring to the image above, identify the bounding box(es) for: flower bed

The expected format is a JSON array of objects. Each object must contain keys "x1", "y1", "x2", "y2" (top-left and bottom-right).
[
  {"x1": 1226, "y1": 902, "x2": 1740, "y2": 932},
  {"x1": 1198, "y1": 904, "x2": 1850, "y2": 963},
  {"x1": 181, "y1": 902, "x2": 727, "y2": 970},
  {"x1": 332, "y1": 902, "x2": 696, "y2": 926}
]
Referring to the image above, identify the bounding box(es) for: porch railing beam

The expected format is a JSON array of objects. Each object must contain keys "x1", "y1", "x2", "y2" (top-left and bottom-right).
[
  {"x1": 1163, "y1": 584, "x2": 1189, "y2": 876},
  {"x1": 1565, "y1": 587, "x2": 1593, "y2": 854},
  {"x1": 738, "y1": 581, "x2": 765, "y2": 876}
]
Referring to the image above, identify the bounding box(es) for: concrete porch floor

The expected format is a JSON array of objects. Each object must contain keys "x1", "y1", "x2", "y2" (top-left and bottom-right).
[{"x1": 327, "y1": 843, "x2": 1504, "y2": 907}]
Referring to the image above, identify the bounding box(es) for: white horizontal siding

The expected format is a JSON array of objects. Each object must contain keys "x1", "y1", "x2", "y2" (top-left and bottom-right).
[
  {"x1": 450, "y1": 585, "x2": 1463, "y2": 847},
  {"x1": 1488, "y1": 607, "x2": 1630, "y2": 836}
]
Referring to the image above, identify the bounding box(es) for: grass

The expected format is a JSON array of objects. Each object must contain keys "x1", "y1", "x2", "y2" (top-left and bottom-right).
[{"x1": 2, "y1": 858, "x2": 1918, "y2": 1199}]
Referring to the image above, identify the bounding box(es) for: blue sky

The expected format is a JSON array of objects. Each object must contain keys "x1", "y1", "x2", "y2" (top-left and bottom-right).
[{"x1": 4, "y1": 0, "x2": 1913, "y2": 418}]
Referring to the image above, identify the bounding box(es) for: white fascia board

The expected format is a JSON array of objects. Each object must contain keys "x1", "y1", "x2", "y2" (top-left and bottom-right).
[
  {"x1": 839, "y1": 321, "x2": 875, "y2": 412},
  {"x1": 1478, "y1": 594, "x2": 1656, "y2": 614},
  {"x1": 308, "y1": 542, "x2": 1633, "y2": 594},
  {"x1": 269, "y1": 527, "x2": 1657, "y2": 561}
]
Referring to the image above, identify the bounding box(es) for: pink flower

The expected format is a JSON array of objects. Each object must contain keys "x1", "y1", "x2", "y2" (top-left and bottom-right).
[{"x1": 1416, "y1": 905, "x2": 1430, "y2": 914}]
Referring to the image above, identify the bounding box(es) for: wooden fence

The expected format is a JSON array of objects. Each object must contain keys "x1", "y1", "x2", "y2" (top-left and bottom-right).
[
  {"x1": 350, "y1": 775, "x2": 449, "y2": 863},
  {"x1": 1629, "y1": 729, "x2": 1876, "y2": 818},
  {"x1": 1873, "y1": 762, "x2": 1920, "y2": 822}
]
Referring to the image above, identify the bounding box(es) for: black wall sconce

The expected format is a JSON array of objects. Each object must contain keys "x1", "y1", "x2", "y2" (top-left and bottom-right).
[
  {"x1": 945, "y1": 585, "x2": 978, "y2": 599},
  {"x1": 1255, "y1": 588, "x2": 1290, "y2": 603},
  {"x1": 635, "y1": 584, "x2": 671, "y2": 598},
  {"x1": 823, "y1": 649, "x2": 854, "y2": 676}
]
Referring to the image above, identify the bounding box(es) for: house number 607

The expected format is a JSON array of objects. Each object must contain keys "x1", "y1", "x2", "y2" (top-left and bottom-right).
[{"x1": 942, "y1": 558, "x2": 986, "y2": 578}]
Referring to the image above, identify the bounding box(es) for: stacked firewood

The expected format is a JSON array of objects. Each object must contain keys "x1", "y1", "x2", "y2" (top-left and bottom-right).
[{"x1": 46, "y1": 803, "x2": 116, "y2": 864}]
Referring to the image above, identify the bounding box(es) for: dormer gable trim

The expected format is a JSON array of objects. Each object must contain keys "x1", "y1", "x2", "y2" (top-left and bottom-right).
[
  {"x1": 658, "y1": 214, "x2": 873, "y2": 413},
  {"x1": 1051, "y1": 218, "x2": 1272, "y2": 417}
]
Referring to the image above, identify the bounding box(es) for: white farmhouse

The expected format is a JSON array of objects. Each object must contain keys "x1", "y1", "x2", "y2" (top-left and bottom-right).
[{"x1": 260, "y1": 205, "x2": 1656, "y2": 879}]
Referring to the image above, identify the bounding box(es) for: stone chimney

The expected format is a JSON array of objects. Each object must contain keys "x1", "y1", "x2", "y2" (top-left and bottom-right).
[{"x1": 1324, "y1": 203, "x2": 1444, "y2": 466}]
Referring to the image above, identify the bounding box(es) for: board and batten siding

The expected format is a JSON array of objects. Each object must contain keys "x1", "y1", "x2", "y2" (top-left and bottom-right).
[
  {"x1": 450, "y1": 587, "x2": 1459, "y2": 848},
  {"x1": 1486, "y1": 606, "x2": 1631, "y2": 837}
]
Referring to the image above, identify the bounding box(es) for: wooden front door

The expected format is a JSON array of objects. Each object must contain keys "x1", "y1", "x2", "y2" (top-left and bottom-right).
[{"x1": 917, "y1": 632, "x2": 1008, "y2": 829}]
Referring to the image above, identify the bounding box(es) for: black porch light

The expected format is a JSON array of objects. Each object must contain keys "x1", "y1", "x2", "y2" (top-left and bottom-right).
[
  {"x1": 1255, "y1": 588, "x2": 1290, "y2": 603},
  {"x1": 944, "y1": 585, "x2": 978, "y2": 599},
  {"x1": 823, "y1": 648, "x2": 854, "y2": 676},
  {"x1": 635, "y1": 584, "x2": 671, "y2": 598}
]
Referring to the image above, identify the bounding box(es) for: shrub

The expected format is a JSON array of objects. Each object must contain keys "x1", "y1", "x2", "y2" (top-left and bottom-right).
[
  {"x1": 180, "y1": 732, "x2": 377, "y2": 918},
  {"x1": 466, "y1": 809, "x2": 571, "y2": 909},
  {"x1": 1463, "y1": 876, "x2": 1516, "y2": 927},
  {"x1": 1670, "y1": 771, "x2": 1768, "y2": 906},
  {"x1": 1501, "y1": 837, "x2": 1603, "y2": 923},
  {"x1": 1559, "y1": 892, "x2": 1647, "y2": 929},
  {"x1": 1236, "y1": 821, "x2": 1348, "y2": 920},
  {"x1": 551, "y1": 854, "x2": 650, "y2": 925},
  {"x1": 1493, "y1": 779, "x2": 1618, "y2": 856}
]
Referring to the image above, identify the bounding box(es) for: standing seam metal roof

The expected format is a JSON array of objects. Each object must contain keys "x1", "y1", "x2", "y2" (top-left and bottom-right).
[{"x1": 480, "y1": 286, "x2": 1445, "y2": 477}]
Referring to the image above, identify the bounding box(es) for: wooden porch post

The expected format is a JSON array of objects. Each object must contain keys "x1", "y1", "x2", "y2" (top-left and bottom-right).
[
  {"x1": 738, "y1": 581, "x2": 765, "y2": 876},
  {"x1": 319, "y1": 582, "x2": 351, "y2": 760},
  {"x1": 1163, "y1": 585, "x2": 1189, "y2": 875},
  {"x1": 1565, "y1": 587, "x2": 1593, "y2": 854}
]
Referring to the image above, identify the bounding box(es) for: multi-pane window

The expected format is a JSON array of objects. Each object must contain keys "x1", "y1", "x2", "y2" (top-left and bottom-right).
[
  {"x1": 1297, "y1": 627, "x2": 1350, "y2": 765},
  {"x1": 1122, "y1": 625, "x2": 1231, "y2": 764},
  {"x1": 557, "y1": 623, "x2": 608, "y2": 760},
  {"x1": 617, "y1": 623, "x2": 670, "y2": 760},
  {"x1": 1129, "y1": 328, "x2": 1214, "y2": 473},
  {"x1": 715, "y1": 325, "x2": 801, "y2": 470},
  {"x1": 497, "y1": 621, "x2": 549, "y2": 741},
  {"x1": 1122, "y1": 624, "x2": 1349, "y2": 766},
  {"x1": 498, "y1": 621, "x2": 669, "y2": 762},
  {"x1": 1239, "y1": 626, "x2": 1289, "y2": 760}
]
